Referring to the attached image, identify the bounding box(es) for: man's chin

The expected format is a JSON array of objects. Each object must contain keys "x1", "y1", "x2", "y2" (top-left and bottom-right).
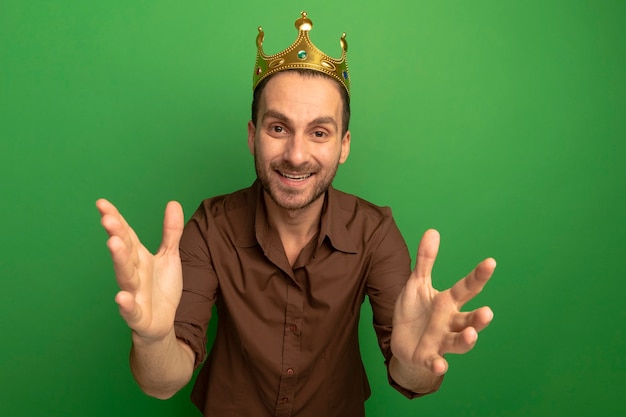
[
  {"x1": 271, "y1": 194, "x2": 314, "y2": 211},
  {"x1": 259, "y1": 174, "x2": 331, "y2": 212},
  {"x1": 268, "y1": 186, "x2": 326, "y2": 211}
]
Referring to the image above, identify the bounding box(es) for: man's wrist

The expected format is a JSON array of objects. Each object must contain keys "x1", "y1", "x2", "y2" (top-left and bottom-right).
[
  {"x1": 389, "y1": 355, "x2": 444, "y2": 395},
  {"x1": 131, "y1": 328, "x2": 176, "y2": 348}
]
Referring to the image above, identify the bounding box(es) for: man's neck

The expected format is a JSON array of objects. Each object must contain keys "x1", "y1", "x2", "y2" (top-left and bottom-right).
[{"x1": 263, "y1": 192, "x2": 325, "y2": 266}]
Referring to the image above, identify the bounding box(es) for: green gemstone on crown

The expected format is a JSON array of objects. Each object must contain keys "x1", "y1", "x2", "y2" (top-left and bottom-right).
[{"x1": 297, "y1": 50, "x2": 307, "y2": 60}]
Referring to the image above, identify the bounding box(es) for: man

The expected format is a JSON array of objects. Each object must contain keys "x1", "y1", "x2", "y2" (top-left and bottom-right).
[{"x1": 97, "y1": 11, "x2": 496, "y2": 417}]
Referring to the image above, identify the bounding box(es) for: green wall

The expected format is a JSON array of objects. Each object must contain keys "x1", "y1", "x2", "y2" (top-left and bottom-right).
[{"x1": 2, "y1": 1, "x2": 624, "y2": 416}]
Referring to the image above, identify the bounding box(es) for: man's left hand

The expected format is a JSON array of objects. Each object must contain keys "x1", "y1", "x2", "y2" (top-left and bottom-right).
[{"x1": 390, "y1": 229, "x2": 496, "y2": 383}]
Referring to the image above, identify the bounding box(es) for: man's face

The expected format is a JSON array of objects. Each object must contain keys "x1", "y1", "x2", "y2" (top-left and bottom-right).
[{"x1": 248, "y1": 72, "x2": 351, "y2": 212}]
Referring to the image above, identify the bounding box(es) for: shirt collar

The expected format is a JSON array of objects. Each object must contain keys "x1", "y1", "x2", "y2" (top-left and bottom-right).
[
  {"x1": 234, "y1": 181, "x2": 358, "y2": 254},
  {"x1": 318, "y1": 185, "x2": 358, "y2": 254}
]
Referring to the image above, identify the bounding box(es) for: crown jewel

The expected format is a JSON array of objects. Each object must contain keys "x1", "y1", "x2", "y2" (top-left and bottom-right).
[{"x1": 253, "y1": 11, "x2": 350, "y2": 94}]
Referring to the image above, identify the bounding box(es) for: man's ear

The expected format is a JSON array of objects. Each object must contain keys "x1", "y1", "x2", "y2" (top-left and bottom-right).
[
  {"x1": 247, "y1": 120, "x2": 256, "y2": 155},
  {"x1": 339, "y1": 130, "x2": 351, "y2": 164}
]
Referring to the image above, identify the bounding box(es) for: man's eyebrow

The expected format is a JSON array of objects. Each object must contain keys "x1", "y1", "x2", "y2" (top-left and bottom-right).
[
  {"x1": 262, "y1": 109, "x2": 290, "y2": 123},
  {"x1": 262, "y1": 110, "x2": 338, "y2": 130},
  {"x1": 310, "y1": 116, "x2": 338, "y2": 130}
]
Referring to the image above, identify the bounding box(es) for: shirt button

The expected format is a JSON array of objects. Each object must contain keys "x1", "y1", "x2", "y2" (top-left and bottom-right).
[
  {"x1": 281, "y1": 397, "x2": 289, "y2": 404},
  {"x1": 288, "y1": 324, "x2": 297, "y2": 332},
  {"x1": 287, "y1": 368, "x2": 294, "y2": 376}
]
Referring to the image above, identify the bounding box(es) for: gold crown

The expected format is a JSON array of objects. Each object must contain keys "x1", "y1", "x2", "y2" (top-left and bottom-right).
[{"x1": 253, "y1": 11, "x2": 350, "y2": 94}]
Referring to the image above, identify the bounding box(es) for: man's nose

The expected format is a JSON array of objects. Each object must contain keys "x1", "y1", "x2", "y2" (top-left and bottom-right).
[{"x1": 282, "y1": 132, "x2": 308, "y2": 166}]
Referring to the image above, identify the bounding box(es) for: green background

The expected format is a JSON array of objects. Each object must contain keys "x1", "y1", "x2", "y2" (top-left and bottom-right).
[{"x1": 1, "y1": 0, "x2": 624, "y2": 416}]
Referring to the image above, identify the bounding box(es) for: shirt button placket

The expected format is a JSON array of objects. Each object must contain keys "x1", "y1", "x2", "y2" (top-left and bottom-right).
[{"x1": 275, "y1": 282, "x2": 303, "y2": 417}]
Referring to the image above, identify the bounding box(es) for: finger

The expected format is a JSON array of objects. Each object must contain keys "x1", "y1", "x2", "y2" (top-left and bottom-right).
[
  {"x1": 159, "y1": 201, "x2": 184, "y2": 256},
  {"x1": 450, "y1": 307, "x2": 494, "y2": 333},
  {"x1": 441, "y1": 327, "x2": 478, "y2": 355},
  {"x1": 98, "y1": 201, "x2": 141, "y2": 253},
  {"x1": 115, "y1": 290, "x2": 143, "y2": 327},
  {"x1": 450, "y1": 257, "x2": 496, "y2": 306},
  {"x1": 96, "y1": 198, "x2": 116, "y2": 217},
  {"x1": 107, "y1": 235, "x2": 140, "y2": 292},
  {"x1": 449, "y1": 311, "x2": 472, "y2": 332},
  {"x1": 413, "y1": 229, "x2": 440, "y2": 284},
  {"x1": 96, "y1": 198, "x2": 128, "y2": 226},
  {"x1": 97, "y1": 199, "x2": 133, "y2": 235},
  {"x1": 97, "y1": 198, "x2": 123, "y2": 239},
  {"x1": 428, "y1": 355, "x2": 449, "y2": 376},
  {"x1": 100, "y1": 212, "x2": 129, "y2": 242},
  {"x1": 98, "y1": 200, "x2": 145, "y2": 289}
]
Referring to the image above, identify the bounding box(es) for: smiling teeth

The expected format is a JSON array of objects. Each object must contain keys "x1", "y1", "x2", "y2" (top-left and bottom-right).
[{"x1": 281, "y1": 173, "x2": 311, "y2": 180}]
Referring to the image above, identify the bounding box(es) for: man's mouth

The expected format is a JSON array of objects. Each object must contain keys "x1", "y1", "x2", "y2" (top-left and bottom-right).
[{"x1": 279, "y1": 171, "x2": 313, "y2": 181}]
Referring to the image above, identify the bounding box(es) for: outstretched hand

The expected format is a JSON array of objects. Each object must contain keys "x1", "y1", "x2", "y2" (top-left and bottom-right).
[
  {"x1": 391, "y1": 229, "x2": 496, "y2": 379},
  {"x1": 96, "y1": 199, "x2": 185, "y2": 342}
]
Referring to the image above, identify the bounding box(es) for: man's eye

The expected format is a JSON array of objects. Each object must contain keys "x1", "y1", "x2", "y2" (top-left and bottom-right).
[
  {"x1": 313, "y1": 131, "x2": 326, "y2": 138},
  {"x1": 272, "y1": 126, "x2": 284, "y2": 133}
]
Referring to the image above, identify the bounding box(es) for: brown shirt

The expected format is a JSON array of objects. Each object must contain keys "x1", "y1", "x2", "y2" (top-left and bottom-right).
[{"x1": 175, "y1": 181, "x2": 420, "y2": 417}]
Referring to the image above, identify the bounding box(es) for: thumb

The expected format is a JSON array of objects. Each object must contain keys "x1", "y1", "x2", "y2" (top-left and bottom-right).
[{"x1": 160, "y1": 201, "x2": 184, "y2": 254}]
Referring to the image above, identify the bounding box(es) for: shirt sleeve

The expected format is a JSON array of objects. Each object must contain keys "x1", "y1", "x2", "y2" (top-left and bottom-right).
[
  {"x1": 174, "y1": 203, "x2": 219, "y2": 369},
  {"x1": 365, "y1": 209, "x2": 443, "y2": 399}
]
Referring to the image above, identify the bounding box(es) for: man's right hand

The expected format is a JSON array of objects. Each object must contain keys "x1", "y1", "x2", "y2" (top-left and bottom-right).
[{"x1": 96, "y1": 199, "x2": 184, "y2": 342}]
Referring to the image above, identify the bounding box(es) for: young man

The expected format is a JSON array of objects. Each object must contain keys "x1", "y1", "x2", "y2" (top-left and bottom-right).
[{"x1": 97, "y1": 12, "x2": 496, "y2": 417}]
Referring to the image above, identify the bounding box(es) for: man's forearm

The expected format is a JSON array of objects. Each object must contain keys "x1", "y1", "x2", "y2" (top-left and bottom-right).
[
  {"x1": 389, "y1": 355, "x2": 444, "y2": 395},
  {"x1": 129, "y1": 329, "x2": 195, "y2": 399}
]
